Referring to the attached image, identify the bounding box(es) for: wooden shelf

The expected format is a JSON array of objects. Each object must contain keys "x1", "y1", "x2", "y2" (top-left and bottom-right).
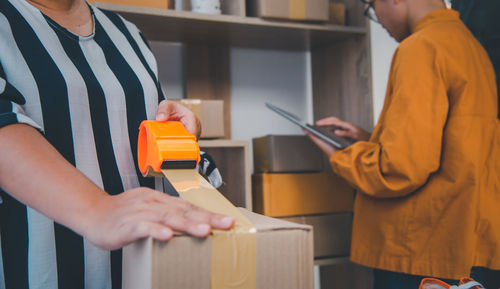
[
  {"x1": 314, "y1": 256, "x2": 350, "y2": 266},
  {"x1": 198, "y1": 140, "x2": 252, "y2": 210},
  {"x1": 95, "y1": 2, "x2": 367, "y2": 51}
]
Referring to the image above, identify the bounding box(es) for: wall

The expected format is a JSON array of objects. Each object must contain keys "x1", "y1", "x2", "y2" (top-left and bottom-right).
[
  {"x1": 150, "y1": 22, "x2": 398, "y2": 140},
  {"x1": 369, "y1": 22, "x2": 398, "y2": 123},
  {"x1": 150, "y1": 42, "x2": 313, "y2": 141},
  {"x1": 229, "y1": 48, "x2": 313, "y2": 140}
]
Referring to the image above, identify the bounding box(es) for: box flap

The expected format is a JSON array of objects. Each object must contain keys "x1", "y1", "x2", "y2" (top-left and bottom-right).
[
  {"x1": 238, "y1": 208, "x2": 312, "y2": 232},
  {"x1": 172, "y1": 208, "x2": 311, "y2": 236}
]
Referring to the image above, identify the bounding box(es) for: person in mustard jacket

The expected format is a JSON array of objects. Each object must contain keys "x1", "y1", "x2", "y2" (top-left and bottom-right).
[{"x1": 306, "y1": 0, "x2": 500, "y2": 288}]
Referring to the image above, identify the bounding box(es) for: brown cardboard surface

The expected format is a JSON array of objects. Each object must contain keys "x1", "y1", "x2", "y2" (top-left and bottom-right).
[
  {"x1": 162, "y1": 169, "x2": 256, "y2": 289},
  {"x1": 328, "y1": 3, "x2": 346, "y2": 25},
  {"x1": 282, "y1": 213, "x2": 352, "y2": 258},
  {"x1": 122, "y1": 208, "x2": 314, "y2": 289},
  {"x1": 252, "y1": 173, "x2": 355, "y2": 217},
  {"x1": 175, "y1": 99, "x2": 225, "y2": 139},
  {"x1": 248, "y1": 0, "x2": 328, "y2": 21},
  {"x1": 91, "y1": 0, "x2": 173, "y2": 9},
  {"x1": 253, "y1": 135, "x2": 324, "y2": 173}
]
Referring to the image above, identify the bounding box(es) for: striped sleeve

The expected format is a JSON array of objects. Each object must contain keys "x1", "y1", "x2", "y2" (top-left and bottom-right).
[{"x1": 0, "y1": 66, "x2": 42, "y2": 130}]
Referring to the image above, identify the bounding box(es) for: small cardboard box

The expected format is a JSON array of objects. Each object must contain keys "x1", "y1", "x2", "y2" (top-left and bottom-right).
[
  {"x1": 281, "y1": 213, "x2": 352, "y2": 258},
  {"x1": 247, "y1": 0, "x2": 329, "y2": 21},
  {"x1": 253, "y1": 135, "x2": 324, "y2": 173},
  {"x1": 175, "y1": 99, "x2": 225, "y2": 139},
  {"x1": 253, "y1": 173, "x2": 355, "y2": 217},
  {"x1": 328, "y1": 2, "x2": 346, "y2": 25},
  {"x1": 123, "y1": 208, "x2": 314, "y2": 289},
  {"x1": 91, "y1": 0, "x2": 174, "y2": 9}
]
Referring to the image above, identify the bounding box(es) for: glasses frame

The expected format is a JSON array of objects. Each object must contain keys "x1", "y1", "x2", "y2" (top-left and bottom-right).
[{"x1": 360, "y1": 0, "x2": 380, "y2": 23}]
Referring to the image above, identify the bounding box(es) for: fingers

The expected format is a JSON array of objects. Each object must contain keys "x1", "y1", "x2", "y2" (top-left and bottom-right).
[
  {"x1": 129, "y1": 191, "x2": 235, "y2": 238},
  {"x1": 156, "y1": 100, "x2": 177, "y2": 121},
  {"x1": 121, "y1": 222, "x2": 174, "y2": 248},
  {"x1": 316, "y1": 117, "x2": 345, "y2": 128},
  {"x1": 317, "y1": 117, "x2": 354, "y2": 131},
  {"x1": 156, "y1": 100, "x2": 201, "y2": 139},
  {"x1": 335, "y1": 129, "x2": 356, "y2": 139},
  {"x1": 315, "y1": 116, "x2": 371, "y2": 141},
  {"x1": 304, "y1": 130, "x2": 337, "y2": 157}
]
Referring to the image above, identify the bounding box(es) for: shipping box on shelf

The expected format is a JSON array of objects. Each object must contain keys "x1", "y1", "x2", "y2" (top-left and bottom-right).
[
  {"x1": 122, "y1": 208, "x2": 314, "y2": 289},
  {"x1": 91, "y1": 0, "x2": 174, "y2": 9},
  {"x1": 328, "y1": 2, "x2": 346, "y2": 25},
  {"x1": 253, "y1": 173, "x2": 355, "y2": 217},
  {"x1": 247, "y1": 0, "x2": 329, "y2": 21},
  {"x1": 180, "y1": 0, "x2": 246, "y2": 16},
  {"x1": 174, "y1": 99, "x2": 225, "y2": 139},
  {"x1": 253, "y1": 135, "x2": 324, "y2": 173},
  {"x1": 282, "y1": 213, "x2": 352, "y2": 258}
]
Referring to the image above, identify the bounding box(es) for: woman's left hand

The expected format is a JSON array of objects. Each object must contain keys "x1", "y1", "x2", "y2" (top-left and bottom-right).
[{"x1": 156, "y1": 100, "x2": 201, "y2": 140}]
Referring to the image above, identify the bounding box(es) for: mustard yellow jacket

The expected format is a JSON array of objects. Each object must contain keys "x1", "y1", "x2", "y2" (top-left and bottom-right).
[{"x1": 330, "y1": 9, "x2": 499, "y2": 279}]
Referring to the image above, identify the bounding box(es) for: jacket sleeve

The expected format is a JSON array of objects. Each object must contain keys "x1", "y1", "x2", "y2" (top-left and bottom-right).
[
  {"x1": 0, "y1": 65, "x2": 42, "y2": 131},
  {"x1": 330, "y1": 37, "x2": 449, "y2": 199}
]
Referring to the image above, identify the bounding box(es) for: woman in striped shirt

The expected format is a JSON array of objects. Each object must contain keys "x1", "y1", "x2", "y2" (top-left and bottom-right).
[{"x1": 0, "y1": 0, "x2": 234, "y2": 288}]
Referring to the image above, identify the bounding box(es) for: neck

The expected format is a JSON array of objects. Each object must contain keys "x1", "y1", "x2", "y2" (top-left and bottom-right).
[
  {"x1": 26, "y1": 0, "x2": 82, "y2": 12},
  {"x1": 407, "y1": 0, "x2": 446, "y2": 32}
]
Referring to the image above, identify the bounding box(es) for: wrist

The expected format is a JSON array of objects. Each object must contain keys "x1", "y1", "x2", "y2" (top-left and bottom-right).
[{"x1": 71, "y1": 188, "x2": 110, "y2": 239}]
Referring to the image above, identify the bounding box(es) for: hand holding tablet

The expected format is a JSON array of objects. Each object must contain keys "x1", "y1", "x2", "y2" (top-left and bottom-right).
[{"x1": 265, "y1": 103, "x2": 356, "y2": 149}]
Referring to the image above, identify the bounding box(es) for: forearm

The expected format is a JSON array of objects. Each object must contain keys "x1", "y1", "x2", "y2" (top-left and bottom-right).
[
  {"x1": 330, "y1": 141, "x2": 427, "y2": 199},
  {"x1": 0, "y1": 123, "x2": 107, "y2": 237}
]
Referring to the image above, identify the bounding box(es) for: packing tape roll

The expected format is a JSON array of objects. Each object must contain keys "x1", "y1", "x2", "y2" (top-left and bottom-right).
[
  {"x1": 162, "y1": 169, "x2": 257, "y2": 289},
  {"x1": 289, "y1": 0, "x2": 306, "y2": 20}
]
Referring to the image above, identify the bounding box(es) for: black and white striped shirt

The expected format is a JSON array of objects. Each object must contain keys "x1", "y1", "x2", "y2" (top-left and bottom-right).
[{"x1": 0, "y1": 0, "x2": 163, "y2": 288}]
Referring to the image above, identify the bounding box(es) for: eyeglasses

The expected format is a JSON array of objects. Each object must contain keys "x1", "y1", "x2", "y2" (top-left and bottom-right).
[{"x1": 360, "y1": 0, "x2": 379, "y2": 23}]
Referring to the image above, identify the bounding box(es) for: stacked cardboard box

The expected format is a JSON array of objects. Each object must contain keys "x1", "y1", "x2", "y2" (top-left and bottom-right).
[
  {"x1": 328, "y1": 2, "x2": 346, "y2": 25},
  {"x1": 174, "y1": 99, "x2": 225, "y2": 139},
  {"x1": 282, "y1": 213, "x2": 352, "y2": 258},
  {"x1": 247, "y1": 0, "x2": 329, "y2": 21},
  {"x1": 89, "y1": 0, "x2": 174, "y2": 9},
  {"x1": 122, "y1": 208, "x2": 314, "y2": 289},
  {"x1": 253, "y1": 135, "x2": 324, "y2": 173},
  {"x1": 252, "y1": 135, "x2": 355, "y2": 259},
  {"x1": 252, "y1": 172, "x2": 354, "y2": 217}
]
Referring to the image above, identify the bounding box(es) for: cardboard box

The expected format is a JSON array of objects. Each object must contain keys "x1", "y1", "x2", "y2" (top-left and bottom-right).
[
  {"x1": 253, "y1": 135, "x2": 324, "y2": 173},
  {"x1": 282, "y1": 213, "x2": 352, "y2": 258},
  {"x1": 247, "y1": 0, "x2": 329, "y2": 21},
  {"x1": 175, "y1": 99, "x2": 225, "y2": 139},
  {"x1": 328, "y1": 2, "x2": 346, "y2": 25},
  {"x1": 320, "y1": 262, "x2": 374, "y2": 289},
  {"x1": 123, "y1": 208, "x2": 314, "y2": 289},
  {"x1": 252, "y1": 173, "x2": 355, "y2": 217},
  {"x1": 180, "y1": 0, "x2": 246, "y2": 16},
  {"x1": 90, "y1": 0, "x2": 173, "y2": 9}
]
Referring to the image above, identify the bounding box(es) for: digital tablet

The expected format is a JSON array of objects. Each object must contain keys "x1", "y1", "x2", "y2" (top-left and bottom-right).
[{"x1": 265, "y1": 103, "x2": 354, "y2": 149}]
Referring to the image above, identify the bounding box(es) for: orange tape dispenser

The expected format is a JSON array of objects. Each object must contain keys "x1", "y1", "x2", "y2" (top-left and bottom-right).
[{"x1": 137, "y1": 120, "x2": 201, "y2": 177}]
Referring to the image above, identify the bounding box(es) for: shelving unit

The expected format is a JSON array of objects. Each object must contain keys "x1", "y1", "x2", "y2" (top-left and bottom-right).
[
  {"x1": 314, "y1": 256, "x2": 350, "y2": 267},
  {"x1": 95, "y1": 2, "x2": 366, "y2": 51},
  {"x1": 198, "y1": 140, "x2": 251, "y2": 210}
]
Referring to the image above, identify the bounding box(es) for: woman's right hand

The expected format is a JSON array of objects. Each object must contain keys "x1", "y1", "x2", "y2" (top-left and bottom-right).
[
  {"x1": 316, "y1": 117, "x2": 371, "y2": 142},
  {"x1": 83, "y1": 187, "x2": 235, "y2": 251}
]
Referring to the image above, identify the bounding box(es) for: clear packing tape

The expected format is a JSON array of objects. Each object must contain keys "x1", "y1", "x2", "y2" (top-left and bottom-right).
[{"x1": 138, "y1": 121, "x2": 257, "y2": 289}]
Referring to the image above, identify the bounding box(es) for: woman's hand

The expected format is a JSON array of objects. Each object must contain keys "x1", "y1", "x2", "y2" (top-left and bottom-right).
[
  {"x1": 156, "y1": 100, "x2": 201, "y2": 140},
  {"x1": 316, "y1": 117, "x2": 371, "y2": 141},
  {"x1": 84, "y1": 188, "x2": 235, "y2": 251},
  {"x1": 305, "y1": 117, "x2": 371, "y2": 158}
]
